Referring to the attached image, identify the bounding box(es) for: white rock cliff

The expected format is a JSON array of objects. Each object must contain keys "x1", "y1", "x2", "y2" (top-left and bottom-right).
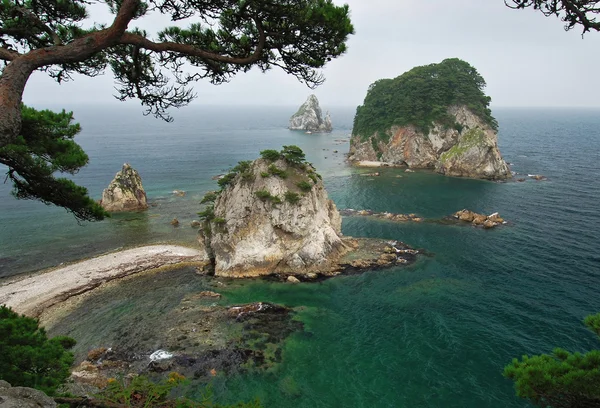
[
  {"x1": 348, "y1": 105, "x2": 511, "y2": 180},
  {"x1": 289, "y1": 95, "x2": 333, "y2": 132},
  {"x1": 100, "y1": 163, "x2": 148, "y2": 212},
  {"x1": 198, "y1": 158, "x2": 347, "y2": 277}
]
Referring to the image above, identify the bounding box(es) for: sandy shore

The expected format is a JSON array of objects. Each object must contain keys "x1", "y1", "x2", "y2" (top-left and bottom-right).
[
  {"x1": 0, "y1": 245, "x2": 206, "y2": 317},
  {"x1": 354, "y1": 160, "x2": 400, "y2": 168}
]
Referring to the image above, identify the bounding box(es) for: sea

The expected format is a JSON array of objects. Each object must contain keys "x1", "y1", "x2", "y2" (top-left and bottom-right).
[{"x1": 1, "y1": 104, "x2": 599, "y2": 407}]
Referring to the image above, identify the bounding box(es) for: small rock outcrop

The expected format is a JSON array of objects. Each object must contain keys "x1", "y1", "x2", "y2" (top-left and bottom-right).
[
  {"x1": 452, "y1": 209, "x2": 506, "y2": 229},
  {"x1": 0, "y1": 380, "x2": 56, "y2": 408},
  {"x1": 100, "y1": 163, "x2": 148, "y2": 212},
  {"x1": 198, "y1": 151, "x2": 347, "y2": 277},
  {"x1": 289, "y1": 95, "x2": 333, "y2": 132}
]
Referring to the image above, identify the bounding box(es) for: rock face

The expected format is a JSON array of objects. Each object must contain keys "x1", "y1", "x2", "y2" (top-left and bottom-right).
[
  {"x1": 289, "y1": 95, "x2": 333, "y2": 132},
  {"x1": 349, "y1": 105, "x2": 511, "y2": 180},
  {"x1": 198, "y1": 158, "x2": 347, "y2": 277},
  {"x1": 0, "y1": 380, "x2": 56, "y2": 408},
  {"x1": 100, "y1": 163, "x2": 148, "y2": 212}
]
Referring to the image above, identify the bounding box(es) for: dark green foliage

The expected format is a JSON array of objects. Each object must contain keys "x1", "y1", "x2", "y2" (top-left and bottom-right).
[
  {"x1": 213, "y1": 217, "x2": 226, "y2": 225},
  {"x1": 504, "y1": 312, "x2": 600, "y2": 407},
  {"x1": 284, "y1": 191, "x2": 300, "y2": 204},
  {"x1": 0, "y1": 305, "x2": 75, "y2": 395},
  {"x1": 268, "y1": 164, "x2": 288, "y2": 179},
  {"x1": 307, "y1": 173, "x2": 318, "y2": 184},
  {"x1": 296, "y1": 180, "x2": 312, "y2": 192},
  {"x1": 200, "y1": 191, "x2": 219, "y2": 204},
  {"x1": 197, "y1": 205, "x2": 215, "y2": 221},
  {"x1": 232, "y1": 160, "x2": 252, "y2": 174},
  {"x1": 260, "y1": 172, "x2": 270, "y2": 178},
  {"x1": 97, "y1": 372, "x2": 262, "y2": 407},
  {"x1": 241, "y1": 172, "x2": 254, "y2": 181},
  {"x1": 217, "y1": 172, "x2": 237, "y2": 188},
  {"x1": 255, "y1": 190, "x2": 281, "y2": 204},
  {"x1": 0, "y1": 105, "x2": 108, "y2": 221},
  {"x1": 260, "y1": 150, "x2": 281, "y2": 162},
  {"x1": 281, "y1": 145, "x2": 306, "y2": 165},
  {"x1": 352, "y1": 58, "x2": 497, "y2": 140}
]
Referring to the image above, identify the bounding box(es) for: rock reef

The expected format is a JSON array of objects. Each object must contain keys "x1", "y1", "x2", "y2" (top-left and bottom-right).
[
  {"x1": 349, "y1": 105, "x2": 511, "y2": 180},
  {"x1": 100, "y1": 163, "x2": 148, "y2": 212},
  {"x1": 451, "y1": 209, "x2": 506, "y2": 229},
  {"x1": 289, "y1": 94, "x2": 332, "y2": 132}
]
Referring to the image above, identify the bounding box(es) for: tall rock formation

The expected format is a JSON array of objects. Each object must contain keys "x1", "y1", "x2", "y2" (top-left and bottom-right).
[
  {"x1": 289, "y1": 95, "x2": 333, "y2": 132},
  {"x1": 100, "y1": 163, "x2": 148, "y2": 212},
  {"x1": 198, "y1": 150, "x2": 347, "y2": 277},
  {"x1": 348, "y1": 58, "x2": 511, "y2": 180},
  {"x1": 349, "y1": 105, "x2": 511, "y2": 180}
]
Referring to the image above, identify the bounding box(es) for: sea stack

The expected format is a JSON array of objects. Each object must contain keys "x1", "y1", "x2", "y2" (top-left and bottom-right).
[
  {"x1": 348, "y1": 58, "x2": 511, "y2": 180},
  {"x1": 198, "y1": 147, "x2": 347, "y2": 277},
  {"x1": 289, "y1": 95, "x2": 333, "y2": 133},
  {"x1": 100, "y1": 163, "x2": 148, "y2": 212}
]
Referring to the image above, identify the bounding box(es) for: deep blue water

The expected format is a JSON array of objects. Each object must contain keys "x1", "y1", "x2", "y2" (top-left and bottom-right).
[{"x1": 1, "y1": 105, "x2": 600, "y2": 407}]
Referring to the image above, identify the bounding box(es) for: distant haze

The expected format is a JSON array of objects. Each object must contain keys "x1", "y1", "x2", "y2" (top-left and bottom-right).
[{"x1": 23, "y1": 0, "x2": 600, "y2": 111}]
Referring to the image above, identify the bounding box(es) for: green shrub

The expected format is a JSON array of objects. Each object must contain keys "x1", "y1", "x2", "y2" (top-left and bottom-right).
[
  {"x1": 281, "y1": 145, "x2": 306, "y2": 165},
  {"x1": 232, "y1": 160, "x2": 252, "y2": 174},
  {"x1": 197, "y1": 205, "x2": 215, "y2": 221},
  {"x1": 296, "y1": 180, "x2": 312, "y2": 192},
  {"x1": 241, "y1": 171, "x2": 254, "y2": 181},
  {"x1": 260, "y1": 172, "x2": 270, "y2": 178},
  {"x1": 0, "y1": 305, "x2": 75, "y2": 395},
  {"x1": 285, "y1": 191, "x2": 300, "y2": 204},
  {"x1": 260, "y1": 149, "x2": 281, "y2": 162},
  {"x1": 255, "y1": 190, "x2": 281, "y2": 204},
  {"x1": 268, "y1": 164, "x2": 287, "y2": 179},
  {"x1": 217, "y1": 172, "x2": 237, "y2": 188},
  {"x1": 213, "y1": 217, "x2": 226, "y2": 225},
  {"x1": 200, "y1": 191, "x2": 219, "y2": 204},
  {"x1": 255, "y1": 190, "x2": 272, "y2": 201},
  {"x1": 308, "y1": 173, "x2": 318, "y2": 184}
]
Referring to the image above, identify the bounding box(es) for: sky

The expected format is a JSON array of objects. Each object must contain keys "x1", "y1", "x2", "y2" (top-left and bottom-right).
[{"x1": 22, "y1": 0, "x2": 600, "y2": 110}]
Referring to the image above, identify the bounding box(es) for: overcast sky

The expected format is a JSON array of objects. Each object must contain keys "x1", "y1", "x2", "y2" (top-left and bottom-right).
[{"x1": 22, "y1": 0, "x2": 600, "y2": 109}]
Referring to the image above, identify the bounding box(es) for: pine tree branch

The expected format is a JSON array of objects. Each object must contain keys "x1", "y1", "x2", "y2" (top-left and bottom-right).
[
  {"x1": 14, "y1": 6, "x2": 63, "y2": 45},
  {"x1": 118, "y1": 19, "x2": 265, "y2": 66},
  {"x1": 0, "y1": 46, "x2": 19, "y2": 61}
]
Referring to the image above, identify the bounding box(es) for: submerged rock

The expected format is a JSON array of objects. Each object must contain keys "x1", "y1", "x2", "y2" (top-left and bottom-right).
[
  {"x1": 289, "y1": 95, "x2": 333, "y2": 132},
  {"x1": 100, "y1": 163, "x2": 148, "y2": 212}
]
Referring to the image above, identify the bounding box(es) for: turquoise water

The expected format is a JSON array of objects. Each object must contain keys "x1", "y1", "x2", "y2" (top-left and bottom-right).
[{"x1": 2, "y1": 106, "x2": 600, "y2": 407}]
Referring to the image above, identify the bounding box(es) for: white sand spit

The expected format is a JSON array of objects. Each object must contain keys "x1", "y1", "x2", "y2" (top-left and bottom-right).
[{"x1": 0, "y1": 245, "x2": 206, "y2": 317}]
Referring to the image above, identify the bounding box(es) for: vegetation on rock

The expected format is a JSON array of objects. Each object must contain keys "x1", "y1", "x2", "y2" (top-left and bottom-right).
[
  {"x1": 352, "y1": 58, "x2": 497, "y2": 140},
  {"x1": 0, "y1": 305, "x2": 75, "y2": 395},
  {"x1": 504, "y1": 312, "x2": 600, "y2": 407},
  {"x1": 0, "y1": 106, "x2": 108, "y2": 221}
]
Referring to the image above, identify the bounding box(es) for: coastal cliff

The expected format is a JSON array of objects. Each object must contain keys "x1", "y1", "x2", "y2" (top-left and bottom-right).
[
  {"x1": 289, "y1": 95, "x2": 333, "y2": 132},
  {"x1": 100, "y1": 163, "x2": 148, "y2": 212},
  {"x1": 197, "y1": 147, "x2": 418, "y2": 278},
  {"x1": 198, "y1": 147, "x2": 347, "y2": 277},
  {"x1": 348, "y1": 59, "x2": 510, "y2": 180}
]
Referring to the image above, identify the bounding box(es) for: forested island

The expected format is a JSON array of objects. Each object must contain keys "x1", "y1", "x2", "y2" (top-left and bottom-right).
[{"x1": 348, "y1": 58, "x2": 511, "y2": 180}]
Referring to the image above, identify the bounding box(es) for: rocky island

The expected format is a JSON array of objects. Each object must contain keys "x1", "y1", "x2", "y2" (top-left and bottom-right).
[
  {"x1": 99, "y1": 163, "x2": 148, "y2": 212},
  {"x1": 197, "y1": 146, "x2": 417, "y2": 279},
  {"x1": 348, "y1": 58, "x2": 511, "y2": 180},
  {"x1": 289, "y1": 94, "x2": 333, "y2": 132}
]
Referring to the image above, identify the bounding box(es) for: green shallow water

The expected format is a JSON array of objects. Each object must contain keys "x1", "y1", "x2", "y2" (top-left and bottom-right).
[{"x1": 3, "y1": 106, "x2": 600, "y2": 407}]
